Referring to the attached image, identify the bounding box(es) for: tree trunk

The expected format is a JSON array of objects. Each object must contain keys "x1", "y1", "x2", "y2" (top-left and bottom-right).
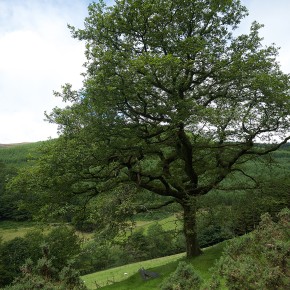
[{"x1": 182, "y1": 200, "x2": 202, "y2": 258}]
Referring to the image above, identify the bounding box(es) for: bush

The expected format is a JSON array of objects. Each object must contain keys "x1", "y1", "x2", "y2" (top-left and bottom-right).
[
  {"x1": 0, "y1": 226, "x2": 82, "y2": 287},
  {"x1": 75, "y1": 238, "x2": 118, "y2": 274},
  {"x1": 160, "y1": 261, "x2": 203, "y2": 290},
  {"x1": 3, "y1": 257, "x2": 87, "y2": 290},
  {"x1": 119, "y1": 229, "x2": 150, "y2": 263},
  {"x1": 0, "y1": 236, "x2": 41, "y2": 286},
  {"x1": 210, "y1": 208, "x2": 290, "y2": 289}
]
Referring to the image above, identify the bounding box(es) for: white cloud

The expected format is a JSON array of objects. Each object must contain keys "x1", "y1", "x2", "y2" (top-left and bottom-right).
[
  {"x1": 0, "y1": 0, "x2": 89, "y2": 143},
  {"x1": 0, "y1": 111, "x2": 58, "y2": 144}
]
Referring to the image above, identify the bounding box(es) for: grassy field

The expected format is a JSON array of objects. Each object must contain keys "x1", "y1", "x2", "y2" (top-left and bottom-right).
[
  {"x1": 0, "y1": 221, "x2": 94, "y2": 243},
  {"x1": 133, "y1": 215, "x2": 181, "y2": 233},
  {"x1": 81, "y1": 252, "x2": 185, "y2": 289},
  {"x1": 0, "y1": 214, "x2": 179, "y2": 245},
  {"x1": 81, "y1": 242, "x2": 225, "y2": 290},
  {"x1": 0, "y1": 221, "x2": 38, "y2": 241}
]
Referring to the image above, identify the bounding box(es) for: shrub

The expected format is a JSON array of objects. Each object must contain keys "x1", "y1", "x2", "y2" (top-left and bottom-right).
[
  {"x1": 75, "y1": 238, "x2": 118, "y2": 274},
  {"x1": 147, "y1": 223, "x2": 175, "y2": 258},
  {"x1": 3, "y1": 257, "x2": 87, "y2": 290},
  {"x1": 210, "y1": 208, "x2": 290, "y2": 289},
  {"x1": 0, "y1": 237, "x2": 38, "y2": 286},
  {"x1": 0, "y1": 226, "x2": 81, "y2": 287},
  {"x1": 160, "y1": 261, "x2": 203, "y2": 290},
  {"x1": 119, "y1": 229, "x2": 150, "y2": 263}
]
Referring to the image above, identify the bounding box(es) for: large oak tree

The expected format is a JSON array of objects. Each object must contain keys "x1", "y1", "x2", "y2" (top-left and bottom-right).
[{"x1": 44, "y1": 0, "x2": 290, "y2": 257}]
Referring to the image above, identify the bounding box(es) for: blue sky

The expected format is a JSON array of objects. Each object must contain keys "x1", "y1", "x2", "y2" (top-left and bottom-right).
[{"x1": 0, "y1": 0, "x2": 290, "y2": 144}]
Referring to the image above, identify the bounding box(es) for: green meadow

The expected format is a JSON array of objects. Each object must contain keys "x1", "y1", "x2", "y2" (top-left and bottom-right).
[{"x1": 82, "y1": 243, "x2": 225, "y2": 290}]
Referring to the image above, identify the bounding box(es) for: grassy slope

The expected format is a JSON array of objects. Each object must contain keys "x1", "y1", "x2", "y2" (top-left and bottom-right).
[
  {"x1": 0, "y1": 221, "x2": 38, "y2": 241},
  {"x1": 0, "y1": 221, "x2": 94, "y2": 243},
  {"x1": 0, "y1": 141, "x2": 43, "y2": 167},
  {"x1": 128, "y1": 215, "x2": 181, "y2": 235},
  {"x1": 82, "y1": 242, "x2": 225, "y2": 290}
]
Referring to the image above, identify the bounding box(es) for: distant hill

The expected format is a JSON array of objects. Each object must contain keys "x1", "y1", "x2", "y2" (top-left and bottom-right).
[
  {"x1": 0, "y1": 140, "x2": 289, "y2": 168},
  {"x1": 0, "y1": 142, "x2": 43, "y2": 167},
  {"x1": 0, "y1": 142, "x2": 32, "y2": 148}
]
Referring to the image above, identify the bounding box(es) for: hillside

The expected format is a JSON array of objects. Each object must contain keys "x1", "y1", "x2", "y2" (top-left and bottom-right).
[
  {"x1": 0, "y1": 141, "x2": 43, "y2": 167},
  {"x1": 81, "y1": 242, "x2": 225, "y2": 290},
  {"x1": 1, "y1": 141, "x2": 289, "y2": 165},
  {"x1": 0, "y1": 141, "x2": 289, "y2": 289}
]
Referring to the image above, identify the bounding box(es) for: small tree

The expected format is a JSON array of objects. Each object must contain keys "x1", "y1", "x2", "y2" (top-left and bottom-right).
[
  {"x1": 44, "y1": 226, "x2": 81, "y2": 271},
  {"x1": 147, "y1": 223, "x2": 175, "y2": 258}
]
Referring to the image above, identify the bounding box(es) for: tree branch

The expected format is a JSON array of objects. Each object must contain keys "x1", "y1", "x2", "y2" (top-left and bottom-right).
[{"x1": 135, "y1": 199, "x2": 176, "y2": 213}]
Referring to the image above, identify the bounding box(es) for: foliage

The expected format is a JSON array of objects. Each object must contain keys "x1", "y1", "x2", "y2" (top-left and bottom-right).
[
  {"x1": 0, "y1": 162, "x2": 23, "y2": 221},
  {"x1": 146, "y1": 223, "x2": 177, "y2": 258},
  {"x1": 228, "y1": 179, "x2": 289, "y2": 236},
  {"x1": 44, "y1": 226, "x2": 81, "y2": 271},
  {"x1": 197, "y1": 210, "x2": 230, "y2": 247},
  {"x1": 116, "y1": 223, "x2": 183, "y2": 264},
  {"x1": 209, "y1": 208, "x2": 290, "y2": 289},
  {"x1": 75, "y1": 238, "x2": 117, "y2": 275},
  {"x1": 0, "y1": 142, "x2": 43, "y2": 222},
  {"x1": 75, "y1": 222, "x2": 183, "y2": 275},
  {"x1": 0, "y1": 226, "x2": 82, "y2": 287},
  {"x1": 160, "y1": 261, "x2": 203, "y2": 290},
  {"x1": 121, "y1": 229, "x2": 151, "y2": 263},
  {"x1": 196, "y1": 152, "x2": 290, "y2": 240},
  {"x1": 0, "y1": 236, "x2": 40, "y2": 286},
  {"x1": 3, "y1": 257, "x2": 87, "y2": 290}
]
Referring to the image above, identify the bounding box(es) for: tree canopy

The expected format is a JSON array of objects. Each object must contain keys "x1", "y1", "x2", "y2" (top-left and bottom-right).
[{"x1": 26, "y1": 0, "x2": 290, "y2": 257}]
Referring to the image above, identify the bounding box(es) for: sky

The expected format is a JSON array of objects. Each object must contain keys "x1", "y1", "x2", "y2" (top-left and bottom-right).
[{"x1": 0, "y1": 0, "x2": 290, "y2": 144}]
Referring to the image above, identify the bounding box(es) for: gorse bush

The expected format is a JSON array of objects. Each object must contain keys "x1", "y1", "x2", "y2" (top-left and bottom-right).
[
  {"x1": 209, "y1": 208, "x2": 290, "y2": 289},
  {"x1": 0, "y1": 237, "x2": 38, "y2": 286},
  {"x1": 2, "y1": 257, "x2": 87, "y2": 290}
]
